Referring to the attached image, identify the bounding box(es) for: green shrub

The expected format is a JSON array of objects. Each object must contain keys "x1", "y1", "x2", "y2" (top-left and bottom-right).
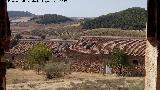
[
  {"x1": 110, "y1": 48, "x2": 128, "y2": 67},
  {"x1": 26, "y1": 43, "x2": 51, "y2": 71},
  {"x1": 109, "y1": 48, "x2": 129, "y2": 76},
  {"x1": 43, "y1": 62, "x2": 70, "y2": 79}
]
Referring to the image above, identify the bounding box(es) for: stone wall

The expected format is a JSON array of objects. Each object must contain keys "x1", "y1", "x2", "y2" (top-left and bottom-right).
[
  {"x1": 145, "y1": 0, "x2": 160, "y2": 90},
  {"x1": 4, "y1": 48, "x2": 145, "y2": 76},
  {"x1": 67, "y1": 51, "x2": 105, "y2": 73},
  {"x1": 4, "y1": 37, "x2": 146, "y2": 75},
  {"x1": 66, "y1": 50, "x2": 145, "y2": 75},
  {"x1": 145, "y1": 39, "x2": 157, "y2": 89}
]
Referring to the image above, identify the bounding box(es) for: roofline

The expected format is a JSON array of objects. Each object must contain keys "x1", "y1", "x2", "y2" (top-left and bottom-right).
[{"x1": 19, "y1": 39, "x2": 78, "y2": 42}]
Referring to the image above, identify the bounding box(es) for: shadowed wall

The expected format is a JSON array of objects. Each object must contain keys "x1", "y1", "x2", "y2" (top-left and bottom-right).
[{"x1": 0, "y1": 0, "x2": 11, "y2": 90}]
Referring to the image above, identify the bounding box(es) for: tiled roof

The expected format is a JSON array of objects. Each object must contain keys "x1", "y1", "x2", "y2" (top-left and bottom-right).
[
  {"x1": 8, "y1": 38, "x2": 146, "y2": 57},
  {"x1": 70, "y1": 37, "x2": 146, "y2": 56}
]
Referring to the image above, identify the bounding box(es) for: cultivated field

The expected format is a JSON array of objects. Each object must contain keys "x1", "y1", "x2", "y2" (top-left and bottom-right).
[{"x1": 78, "y1": 28, "x2": 146, "y2": 37}]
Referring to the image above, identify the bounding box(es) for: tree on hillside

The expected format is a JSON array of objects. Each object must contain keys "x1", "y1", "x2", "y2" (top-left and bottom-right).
[
  {"x1": 81, "y1": 7, "x2": 147, "y2": 30},
  {"x1": 31, "y1": 14, "x2": 72, "y2": 25},
  {"x1": 8, "y1": 11, "x2": 35, "y2": 17},
  {"x1": 26, "y1": 43, "x2": 51, "y2": 72},
  {"x1": 109, "y1": 48, "x2": 128, "y2": 75}
]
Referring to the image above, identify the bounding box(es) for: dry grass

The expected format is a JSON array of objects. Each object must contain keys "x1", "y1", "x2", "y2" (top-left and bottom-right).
[
  {"x1": 6, "y1": 69, "x2": 44, "y2": 84},
  {"x1": 6, "y1": 69, "x2": 144, "y2": 90}
]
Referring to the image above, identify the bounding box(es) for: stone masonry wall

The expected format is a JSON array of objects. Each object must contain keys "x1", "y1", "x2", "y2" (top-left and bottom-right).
[{"x1": 145, "y1": 39, "x2": 158, "y2": 90}]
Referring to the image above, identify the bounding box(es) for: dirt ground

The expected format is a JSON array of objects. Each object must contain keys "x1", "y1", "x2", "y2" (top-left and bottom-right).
[{"x1": 6, "y1": 69, "x2": 144, "y2": 90}]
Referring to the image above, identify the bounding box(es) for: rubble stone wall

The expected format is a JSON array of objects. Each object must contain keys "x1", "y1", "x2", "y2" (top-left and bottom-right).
[{"x1": 67, "y1": 50, "x2": 145, "y2": 75}]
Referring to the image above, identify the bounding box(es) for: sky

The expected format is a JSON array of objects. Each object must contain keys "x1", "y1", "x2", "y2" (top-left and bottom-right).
[{"x1": 7, "y1": 0, "x2": 147, "y2": 17}]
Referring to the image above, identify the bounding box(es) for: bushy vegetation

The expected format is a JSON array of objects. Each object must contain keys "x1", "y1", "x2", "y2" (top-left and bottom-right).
[
  {"x1": 110, "y1": 48, "x2": 128, "y2": 67},
  {"x1": 26, "y1": 43, "x2": 51, "y2": 71},
  {"x1": 76, "y1": 28, "x2": 146, "y2": 38},
  {"x1": 31, "y1": 14, "x2": 72, "y2": 24},
  {"x1": 109, "y1": 48, "x2": 129, "y2": 76},
  {"x1": 25, "y1": 43, "x2": 71, "y2": 78},
  {"x1": 43, "y1": 62, "x2": 70, "y2": 79},
  {"x1": 106, "y1": 48, "x2": 144, "y2": 77},
  {"x1": 8, "y1": 11, "x2": 35, "y2": 17},
  {"x1": 81, "y1": 7, "x2": 147, "y2": 30}
]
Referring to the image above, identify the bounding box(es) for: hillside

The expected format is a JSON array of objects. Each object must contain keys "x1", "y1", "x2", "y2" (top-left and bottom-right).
[
  {"x1": 81, "y1": 7, "x2": 147, "y2": 30},
  {"x1": 8, "y1": 11, "x2": 35, "y2": 17},
  {"x1": 31, "y1": 14, "x2": 73, "y2": 24},
  {"x1": 75, "y1": 28, "x2": 146, "y2": 38}
]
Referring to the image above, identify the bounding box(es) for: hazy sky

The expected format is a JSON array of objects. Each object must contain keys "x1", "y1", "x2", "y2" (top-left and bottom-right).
[{"x1": 8, "y1": 0, "x2": 147, "y2": 17}]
